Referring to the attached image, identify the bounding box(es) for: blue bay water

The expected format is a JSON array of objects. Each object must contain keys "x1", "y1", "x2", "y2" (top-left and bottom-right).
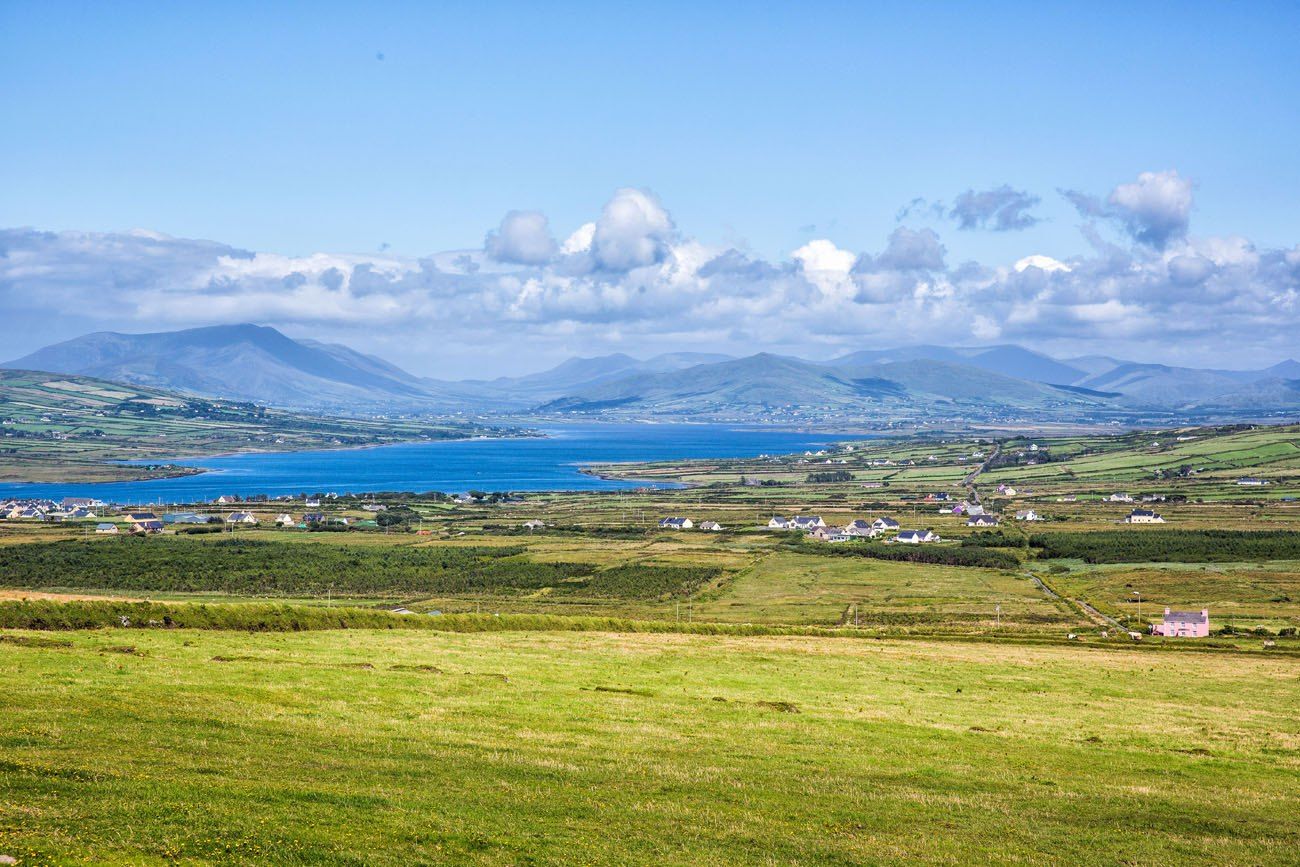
[{"x1": 0, "y1": 423, "x2": 864, "y2": 505}]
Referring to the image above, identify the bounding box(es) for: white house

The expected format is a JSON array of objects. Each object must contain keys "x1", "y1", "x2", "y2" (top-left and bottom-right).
[
  {"x1": 1107, "y1": 493, "x2": 1134, "y2": 503},
  {"x1": 791, "y1": 516, "x2": 826, "y2": 529},
  {"x1": 966, "y1": 514, "x2": 1000, "y2": 528},
  {"x1": 698, "y1": 521, "x2": 724, "y2": 531},
  {"x1": 872, "y1": 516, "x2": 900, "y2": 531},
  {"x1": 226, "y1": 512, "x2": 259, "y2": 525},
  {"x1": 215, "y1": 495, "x2": 238, "y2": 505},
  {"x1": 767, "y1": 516, "x2": 793, "y2": 530},
  {"x1": 842, "y1": 519, "x2": 877, "y2": 537},
  {"x1": 659, "y1": 517, "x2": 693, "y2": 530},
  {"x1": 523, "y1": 519, "x2": 546, "y2": 531},
  {"x1": 275, "y1": 513, "x2": 295, "y2": 527},
  {"x1": 1236, "y1": 477, "x2": 1269, "y2": 486},
  {"x1": 894, "y1": 529, "x2": 940, "y2": 544},
  {"x1": 1124, "y1": 509, "x2": 1165, "y2": 524},
  {"x1": 94, "y1": 522, "x2": 119, "y2": 534},
  {"x1": 1014, "y1": 510, "x2": 1042, "y2": 522}
]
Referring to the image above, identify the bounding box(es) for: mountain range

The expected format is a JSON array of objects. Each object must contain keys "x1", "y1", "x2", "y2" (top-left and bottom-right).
[{"x1": 4, "y1": 323, "x2": 1298, "y2": 422}]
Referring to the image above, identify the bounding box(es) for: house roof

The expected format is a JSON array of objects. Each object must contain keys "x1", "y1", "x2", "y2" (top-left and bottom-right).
[{"x1": 1164, "y1": 610, "x2": 1208, "y2": 624}]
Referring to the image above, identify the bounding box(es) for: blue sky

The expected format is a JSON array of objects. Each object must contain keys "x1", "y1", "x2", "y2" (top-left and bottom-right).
[{"x1": 2, "y1": 2, "x2": 1298, "y2": 375}]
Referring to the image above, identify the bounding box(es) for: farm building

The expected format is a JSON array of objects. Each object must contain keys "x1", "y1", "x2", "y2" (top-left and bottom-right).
[
  {"x1": 1152, "y1": 608, "x2": 1210, "y2": 638},
  {"x1": 893, "y1": 529, "x2": 940, "y2": 544}
]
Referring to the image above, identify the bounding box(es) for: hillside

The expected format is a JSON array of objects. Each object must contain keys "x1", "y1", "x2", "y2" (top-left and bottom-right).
[
  {"x1": 1, "y1": 324, "x2": 453, "y2": 411},
  {"x1": 0, "y1": 369, "x2": 503, "y2": 482},
  {"x1": 538, "y1": 353, "x2": 1112, "y2": 422}
]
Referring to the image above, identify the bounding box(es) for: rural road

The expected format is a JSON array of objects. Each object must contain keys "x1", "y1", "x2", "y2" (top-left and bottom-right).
[{"x1": 963, "y1": 444, "x2": 1000, "y2": 503}]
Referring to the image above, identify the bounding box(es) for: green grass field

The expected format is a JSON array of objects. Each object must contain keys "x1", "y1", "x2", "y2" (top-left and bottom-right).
[{"x1": 3, "y1": 626, "x2": 1298, "y2": 865}]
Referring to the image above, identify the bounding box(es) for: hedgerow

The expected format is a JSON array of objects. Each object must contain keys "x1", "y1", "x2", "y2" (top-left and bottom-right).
[{"x1": 1028, "y1": 530, "x2": 1300, "y2": 564}]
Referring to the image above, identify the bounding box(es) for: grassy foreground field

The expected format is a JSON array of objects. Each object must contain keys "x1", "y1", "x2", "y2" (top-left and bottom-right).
[{"x1": 3, "y1": 627, "x2": 1299, "y2": 865}]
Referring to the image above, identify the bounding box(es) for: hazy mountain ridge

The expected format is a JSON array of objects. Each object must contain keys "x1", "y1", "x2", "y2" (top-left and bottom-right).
[{"x1": 5, "y1": 324, "x2": 1298, "y2": 420}]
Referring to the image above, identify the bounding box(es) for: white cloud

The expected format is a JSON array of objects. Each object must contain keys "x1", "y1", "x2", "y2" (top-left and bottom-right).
[
  {"x1": 591, "y1": 188, "x2": 675, "y2": 271},
  {"x1": 2, "y1": 172, "x2": 1298, "y2": 374},
  {"x1": 484, "y1": 210, "x2": 557, "y2": 265}
]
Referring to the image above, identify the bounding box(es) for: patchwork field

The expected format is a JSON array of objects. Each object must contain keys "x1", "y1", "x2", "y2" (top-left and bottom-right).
[{"x1": 3, "y1": 627, "x2": 1298, "y2": 865}]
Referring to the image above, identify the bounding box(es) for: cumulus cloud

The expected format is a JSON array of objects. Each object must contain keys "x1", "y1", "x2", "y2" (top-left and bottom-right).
[
  {"x1": 1063, "y1": 169, "x2": 1194, "y2": 249},
  {"x1": 590, "y1": 188, "x2": 675, "y2": 271},
  {"x1": 484, "y1": 210, "x2": 557, "y2": 265},
  {"x1": 949, "y1": 185, "x2": 1042, "y2": 231},
  {"x1": 2, "y1": 174, "x2": 1297, "y2": 374}
]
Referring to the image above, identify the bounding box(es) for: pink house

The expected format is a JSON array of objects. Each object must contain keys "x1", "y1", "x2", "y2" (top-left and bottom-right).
[{"x1": 1151, "y1": 608, "x2": 1210, "y2": 638}]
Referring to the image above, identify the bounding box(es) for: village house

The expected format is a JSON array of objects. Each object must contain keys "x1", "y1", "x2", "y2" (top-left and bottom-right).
[
  {"x1": 94, "y1": 522, "x2": 119, "y2": 534},
  {"x1": 226, "y1": 512, "x2": 259, "y2": 525},
  {"x1": 522, "y1": 519, "x2": 546, "y2": 531},
  {"x1": 163, "y1": 512, "x2": 208, "y2": 525},
  {"x1": 805, "y1": 526, "x2": 835, "y2": 542},
  {"x1": 1014, "y1": 509, "x2": 1042, "y2": 522},
  {"x1": 872, "y1": 516, "x2": 900, "y2": 531},
  {"x1": 791, "y1": 515, "x2": 826, "y2": 529},
  {"x1": 303, "y1": 512, "x2": 325, "y2": 524},
  {"x1": 275, "y1": 513, "x2": 295, "y2": 527},
  {"x1": 1107, "y1": 492, "x2": 1134, "y2": 503},
  {"x1": 305, "y1": 498, "x2": 322, "y2": 507},
  {"x1": 767, "y1": 516, "x2": 793, "y2": 529},
  {"x1": 698, "y1": 521, "x2": 724, "y2": 531},
  {"x1": 61, "y1": 497, "x2": 105, "y2": 510},
  {"x1": 362, "y1": 503, "x2": 388, "y2": 511},
  {"x1": 1152, "y1": 608, "x2": 1210, "y2": 638},
  {"x1": 842, "y1": 519, "x2": 877, "y2": 538},
  {"x1": 128, "y1": 513, "x2": 164, "y2": 534},
  {"x1": 966, "y1": 514, "x2": 1000, "y2": 528},
  {"x1": 659, "y1": 517, "x2": 693, "y2": 530},
  {"x1": 893, "y1": 529, "x2": 940, "y2": 544},
  {"x1": 215, "y1": 495, "x2": 238, "y2": 505},
  {"x1": 1124, "y1": 509, "x2": 1165, "y2": 524},
  {"x1": 1236, "y1": 477, "x2": 1268, "y2": 486}
]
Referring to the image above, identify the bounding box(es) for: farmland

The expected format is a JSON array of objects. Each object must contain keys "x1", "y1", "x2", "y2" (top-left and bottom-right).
[
  {"x1": 3, "y1": 421, "x2": 1300, "y2": 864},
  {"x1": 3, "y1": 626, "x2": 1299, "y2": 865}
]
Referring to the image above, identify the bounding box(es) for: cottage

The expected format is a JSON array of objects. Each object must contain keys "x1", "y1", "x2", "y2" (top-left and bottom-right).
[
  {"x1": 1107, "y1": 492, "x2": 1134, "y2": 503},
  {"x1": 362, "y1": 503, "x2": 389, "y2": 512},
  {"x1": 659, "y1": 517, "x2": 693, "y2": 530},
  {"x1": 791, "y1": 516, "x2": 826, "y2": 529},
  {"x1": 226, "y1": 512, "x2": 259, "y2": 525},
  {"x1": 1152, "y1": 608, "x2": 1209, "y2": 638},
  {"x1": 871, "y1": 516, "x2": 900, "y2": 531},
  {"x1": 698, "y1": 521, "x2": 724, "y2": 531},
  {"x1": 163, "y1": 512, "x2": 208, "y2": 525},
  {"x1": 767, "y1": 516, "x2": 793, "y2": 530},
  {"x1": 275, "y1": 513, "x2": 295, "y2": 527},
  {"x1": 305, "y1": 498, "x2": 322, "y2": 507},
  {"x1": 303, "y1": 512, "x2": 325, "y2": 524},
  {"x1": 522, "y1": 519, "x2": 546, "y2": 531},
  {"x1": 1236, "y1": 477, "x2": 1268, "y2": 486},
  {"x1": 894, "y1": 529, "x2": 940, "y2": 544},
  {"x1": 805, "y1": 526, "x2": 835, "y2": 542},
  {"x1": 842, "y1": 519, "x2": 877, "y2": 538},
  {"x1": 215, "y1": 495, "x2": 238, "y2": 505},
  {"x1": 966, "y1": 514, "x2": 1000, "y2": 527},
  {"x1": 62, "y1": 497, "x2": 105, "y2": 510},
  {"x1": 94, "y1": 522, "x2": 119, "y2": 534},
  {"x1": 1124, "y1": 509, "x2": 1165, "y2": 524},
  {"x1": 1014, "y1": 510, "x2": 1042, "y2": 522},
  {"x1": 129, "y1": 519, "x2": 164, "y2": 534}
]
